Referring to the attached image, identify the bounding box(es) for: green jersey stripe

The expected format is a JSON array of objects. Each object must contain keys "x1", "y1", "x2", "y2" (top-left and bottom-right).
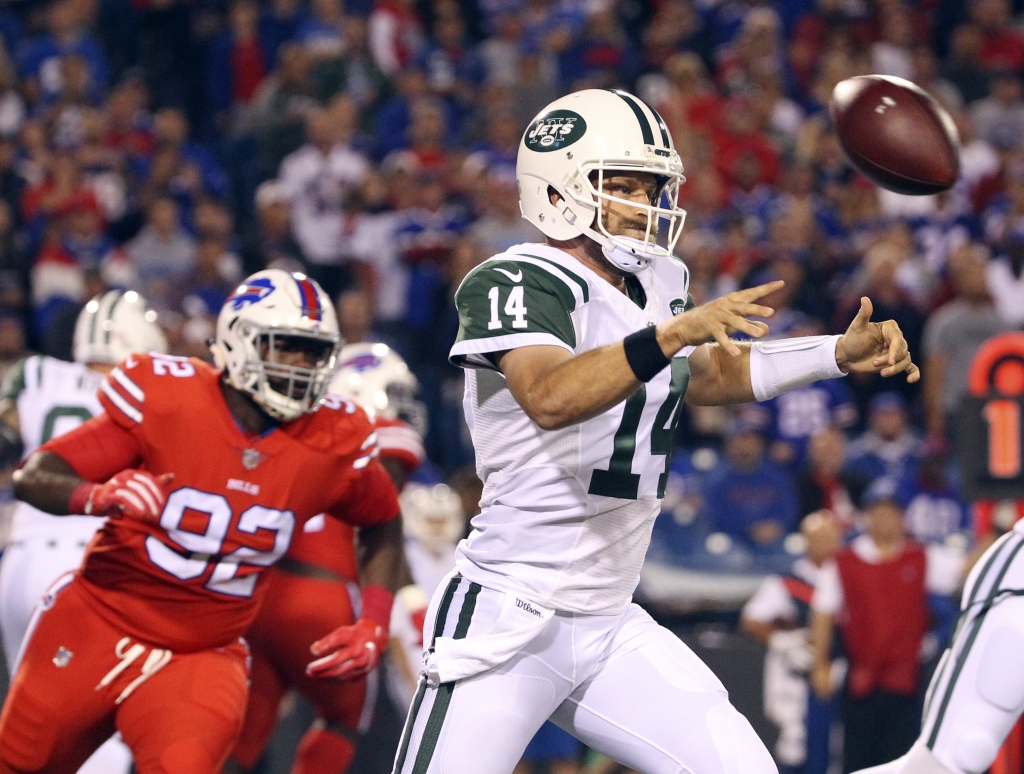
[
  {"x1": 1, "y1": 358, "x2": 27, "y2": 401},
  {"x1": 515, "y1": 254, "x2": 591, "y2": 303}
]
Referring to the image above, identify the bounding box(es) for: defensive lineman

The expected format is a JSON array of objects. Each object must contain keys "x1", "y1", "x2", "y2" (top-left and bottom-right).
[
  {"x1": 393, "y1": 88, "x2": 921, "y2": 774},
  {"x1": 852, "y1": 520, "x2": 1024, "y2": 774},
  {"x1": 0, "y1": 290, "x2": 166, "y2": 774}
]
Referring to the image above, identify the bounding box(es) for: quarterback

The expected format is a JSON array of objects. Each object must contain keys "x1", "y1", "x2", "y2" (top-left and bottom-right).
[
  {"x1": 0, "y1": 271, "x2": 404, "y2": 774},
  {"x1": 0, "y1": 290, "x2": 167, "y2": 774},
  {"x1": 394, "y1": 88, "x2": 920, "y2": 774}
]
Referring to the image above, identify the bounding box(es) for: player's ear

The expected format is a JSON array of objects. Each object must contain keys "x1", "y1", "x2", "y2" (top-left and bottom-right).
[{"x1": 547, "y1": 186, "x2": 563, "y2": 207}]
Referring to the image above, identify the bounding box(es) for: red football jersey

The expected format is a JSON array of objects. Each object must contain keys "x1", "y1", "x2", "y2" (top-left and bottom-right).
[
  {"x1": 41, "y1": 353, "x2": 400, "y2": 653},
  {"x1": 285, "y1": 416, "x2": 425, "y2": 579}
]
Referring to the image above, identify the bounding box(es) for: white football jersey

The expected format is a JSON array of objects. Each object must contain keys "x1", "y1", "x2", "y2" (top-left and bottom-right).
[
  {"x1": 5, "y1": 356, "x2": 107, "y2": 541},
  {"x1": 448, "y1": 243, "x2": 693, "y2": 614}
]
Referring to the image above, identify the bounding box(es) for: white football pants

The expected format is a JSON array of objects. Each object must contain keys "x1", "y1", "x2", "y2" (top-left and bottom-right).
[
  {"x1": 0, "y1": 532, "x2": 134, "y2": 774},
  {"x1": 854, "y1": 525, "x2": 1024, "y2": 774},
  {"x1": 393, "y1": 574, "x2": 777, "y2": 774}
]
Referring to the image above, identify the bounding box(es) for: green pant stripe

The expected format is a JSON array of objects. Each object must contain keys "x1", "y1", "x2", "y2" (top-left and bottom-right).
[
  {"x1": 923, "y1": 531, "x2": 1015, "y2": 720},
  {"x1": 926, "y1": 533, "x2": 1024, "y2": 748},
  {"x1": 393, "y1": 678, "x2": 428, "y2": 774},
  {"x1": 410, "y1": 582, "x2": 482, "y2": 774},
  {"x1": 431, "y1": 575, "x2": 462, "y2": 646}
]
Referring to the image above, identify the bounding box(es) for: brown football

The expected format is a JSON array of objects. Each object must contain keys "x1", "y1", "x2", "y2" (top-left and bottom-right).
[{"x1": 830, "y1": 75, "x2": 960, "y2": 195}]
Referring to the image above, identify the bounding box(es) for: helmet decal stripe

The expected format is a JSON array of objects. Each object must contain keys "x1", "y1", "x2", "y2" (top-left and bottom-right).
[
  {"x1": 649, "y1": 104, "x2": 671, "y2": 148},
  {"x1": 104, "y1": 292, "x2": 124, "y2": 344},
  {"x1": 607, "y1": 89, "x2": 654, "y2": 146},
  {"x1": 295, "y1": 276, "x2": 322, "y2": 321}
]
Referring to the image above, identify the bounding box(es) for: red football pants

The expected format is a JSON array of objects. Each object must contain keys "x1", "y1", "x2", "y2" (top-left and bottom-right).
[
  {"x1": 231, "y1": 567, "x2": 369, "y2": 769},
  {"x1": 0, "y1": 576, "x2": 249, "y2": 774}
]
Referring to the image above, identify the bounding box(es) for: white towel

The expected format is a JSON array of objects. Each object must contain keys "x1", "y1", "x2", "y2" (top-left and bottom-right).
[{"x1": 425, "y1": 591, "x2": 554, "y2": 685}]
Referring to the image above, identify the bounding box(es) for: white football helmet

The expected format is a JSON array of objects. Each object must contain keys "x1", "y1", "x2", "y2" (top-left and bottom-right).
[
  {"x1": 73, "y1": 290, "x2": 168, "y2": 364},
  {"x1": 329, "y1": 342, "x2": 427, "y2": 435},
  {"x1": 517, "y1": 88, "x2": 687, "y2": 273},
  {"x1": 400, "y1": 483, "x2": 466, "y2": 554},
  {"x1": 211, "y1": 269, "x2": 341, "y2": 422}
]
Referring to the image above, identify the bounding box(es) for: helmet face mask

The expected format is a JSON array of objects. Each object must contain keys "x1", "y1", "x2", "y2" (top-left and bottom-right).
[
  {"x1": 517, "y1": 89, "x2": 687, "y2": 273},
  {"x1": 214, "y1": 271, "x2": 341, "y2": 422},
  {"x1": 329, "y1": 342, "x2": 428, "y2": 436}
]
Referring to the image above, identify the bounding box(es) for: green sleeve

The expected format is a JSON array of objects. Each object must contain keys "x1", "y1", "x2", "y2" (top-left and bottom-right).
[
  {"x1": 1, "y1": 358, "x2": 28, "y2": 401},
  {"x1": 450, "y1": 260, "x2": 579, "y2": 369}
]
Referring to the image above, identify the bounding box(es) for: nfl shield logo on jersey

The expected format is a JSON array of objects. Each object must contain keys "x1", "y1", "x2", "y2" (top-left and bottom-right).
[
  {"x1": 52, "y1": 646, "x2": 73, "y2": 667},
  {"x1": 242, "y1": 448, "x2": 262, "y2": 470}
]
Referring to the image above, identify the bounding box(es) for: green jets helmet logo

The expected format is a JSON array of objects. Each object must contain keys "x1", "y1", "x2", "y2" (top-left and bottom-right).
[
  {"x1": 524, "y1": 110, "x2": 587, "y2": 152},
  {"x1": 670, "y1": 298, "x2": 687, "y2": 315}
]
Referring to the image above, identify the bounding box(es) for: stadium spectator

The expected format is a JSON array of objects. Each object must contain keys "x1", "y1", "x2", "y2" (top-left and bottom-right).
[
  {"x1": 702, "y1": 417, "x2": 799, "y2": 548},
  {"x1": 797, "y1": 428, "x2": 868, "y2": 533},
  {"x1": 940, "y1": 24, "x2": 992, "y2": 105},
  {"x1": 205, "y1": 0, "x2": 268, "y2": 131},
  {"x1": 278, "y1": 98, "x2": 369, "y2": 293},
  {"x1": 125, "y1": 195, "x2": 196, "y2": 307},
  {"x1": 245, "y1": 41, "x2": 318, "y2": 174},
  {"x1": 810, "y1": 478, "x2": 965, "y2": 773},
  {"x1": 258, "y1": 0, "x2": 306, "y2": 68},
  {"x1": 139, "y1": 108, "x2": 230, "y2": 212},
  {"x1": 970, "y1": 70, "x2": 1024, "y2": 151},
  {"x1": 17, "y1": 0, "x2": 109, "y2": 107},
  {"x1": 296, "y1": 0, "x2": 346, "y2": 61},
  {"x1": 742, "y1": 511, "x2": 842, "y2": 774},
  {"x1": 313, "y1": 15, "x2": 390, "y2": 118},
  {"x1": 971, "y1": 0, "x2": 1024, "y2": 71},
  {"x1": 846, "y1": 393, "x2": 921, "y2": 481},
  {"x1": 368, "y1": 0, "x2": 426, "y2": 76},
  {"x1": 241, "y1": 178, "x2": 306, "y2": 273},
  {"x1": 923, "y1": 242, "x2": 1013, "y2": 438},
  {"x1": 898, "y1": 436, "x2": 971, "y2": 547}
]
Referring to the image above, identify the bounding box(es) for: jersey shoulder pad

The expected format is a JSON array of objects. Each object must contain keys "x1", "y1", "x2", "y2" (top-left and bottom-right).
[
  {"x1": 98, "y1": 353, "x2": 212, "y2": 427},
  {"x1": 450, "y1": 252, "x2": 589, "y2": 369}
]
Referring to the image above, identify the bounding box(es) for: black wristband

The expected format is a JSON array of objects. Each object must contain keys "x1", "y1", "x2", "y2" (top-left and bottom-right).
[{"x1": 623, "y1": 326, "x2": 671, "y2": 382}]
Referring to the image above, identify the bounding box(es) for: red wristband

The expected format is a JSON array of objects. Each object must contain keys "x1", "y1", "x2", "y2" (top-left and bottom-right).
[
  {"x1": 68, "y1": 482, "x2": 97, "y2": 515},
  {"x1": 360, "y1": 585, "x2": 394, "y2": 631}
]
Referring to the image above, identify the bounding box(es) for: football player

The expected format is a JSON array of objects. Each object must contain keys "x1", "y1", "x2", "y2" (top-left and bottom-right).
[
  {"x1": 0, "y1": 270, "x2": 404, "y2": 774},
  {"x1": 851, "y1": 524, "x2": 1024, "y2": 774},
  {"x1": 227, "y1": 341, "x2": 426, "y2": 774},
  {"x1": 393, "y1": 88, "x2": 920, "y2": 774},
  {"x1": 0, "y1": 290, "x2": 167, "y2": 774}
]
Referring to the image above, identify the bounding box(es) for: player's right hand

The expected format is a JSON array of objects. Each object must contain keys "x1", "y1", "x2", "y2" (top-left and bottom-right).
[
  {"x1": 663, "y1": 280, "x2": 783, "y2": 356},
  {"x1": 85, "y1": 470, "x2": 174, "y2": 522}
]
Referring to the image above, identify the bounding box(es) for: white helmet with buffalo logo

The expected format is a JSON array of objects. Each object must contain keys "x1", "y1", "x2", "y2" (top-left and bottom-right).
[
  {"x1": 517, "y1": 88, "x2": 687, "y2": 273},
  {"x1": 329, "y1": 342, "x2": 427, "y2": 435},
  {"x1": 211, "y1": 269, "x2": 341, "y2": 422}
]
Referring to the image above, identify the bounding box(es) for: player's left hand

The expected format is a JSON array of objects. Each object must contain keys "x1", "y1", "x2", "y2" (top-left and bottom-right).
[
  {"x1": 306, "y1": 618, "x2": 388, "y2": 680},
  {"x1": 835, "y1": 297, "x2": 920, "y2": 383}
]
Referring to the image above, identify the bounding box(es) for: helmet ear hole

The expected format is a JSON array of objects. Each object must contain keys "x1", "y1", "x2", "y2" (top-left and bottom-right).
[{"x1": 547, "y1": 186, "x2": 563, "y2": 207}]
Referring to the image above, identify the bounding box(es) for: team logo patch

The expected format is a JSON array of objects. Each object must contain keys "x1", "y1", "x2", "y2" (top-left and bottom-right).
[
  {"x1": 53, "y1": 646, "x2": 74, "y2": 667},
  {"x1": 242, "y1": 448, "x2": 263, "y2": 470},
  {"x1": 340, "y1": 353, "x2": 382, "y2": 372},
  {"x1": 670, "y1": 298, "x2": 686, "y2": 316},
  {"x1": 228, "y1": 278, "x2": 275, "y2": 310},
  {"x1": 524, "y1": 109, "x2": 587, "y2": 153}
]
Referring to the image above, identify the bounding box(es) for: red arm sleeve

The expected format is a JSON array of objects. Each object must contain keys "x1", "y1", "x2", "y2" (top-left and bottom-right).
[
  {"x1": 326, "y1": 457, "x2": 401, "y2": 528},
  {"x1": 40, "y1": 412, "x2": 144, "y2": 482}
]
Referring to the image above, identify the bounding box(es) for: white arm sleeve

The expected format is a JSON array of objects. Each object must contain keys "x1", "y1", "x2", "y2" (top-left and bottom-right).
[{"x1": 749, "y1": 335, "x2": 846, "y2": 402}]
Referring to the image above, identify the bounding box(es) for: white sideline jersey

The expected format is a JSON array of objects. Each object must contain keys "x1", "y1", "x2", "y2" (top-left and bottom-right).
[
  {"x1": 448, "y1": 243, "x2": 694, "y2": 614},
  {"x1": 5, "y1": 355, "x2": 106, "y2": 542}
]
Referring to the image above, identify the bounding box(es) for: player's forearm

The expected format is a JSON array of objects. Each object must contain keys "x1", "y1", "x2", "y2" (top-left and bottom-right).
[
  {"x1": 501, "y1": 342, "x2": 644, "y2": 430},
  {"x1": 809, "y1": 610, "x2": 833, "y2": 669},
  {"x1": 13, "y1": 451, "x2": 89, "y2": 515},
  {"x1": 357, "y1": 515, "x2": 405, "y2": 593},
  {"x1": 684, "y1": 343, "x2": 754, "y2": 406},
  {"x1": 739, "y1": 617, "x2": 776, "y2": 645}
]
